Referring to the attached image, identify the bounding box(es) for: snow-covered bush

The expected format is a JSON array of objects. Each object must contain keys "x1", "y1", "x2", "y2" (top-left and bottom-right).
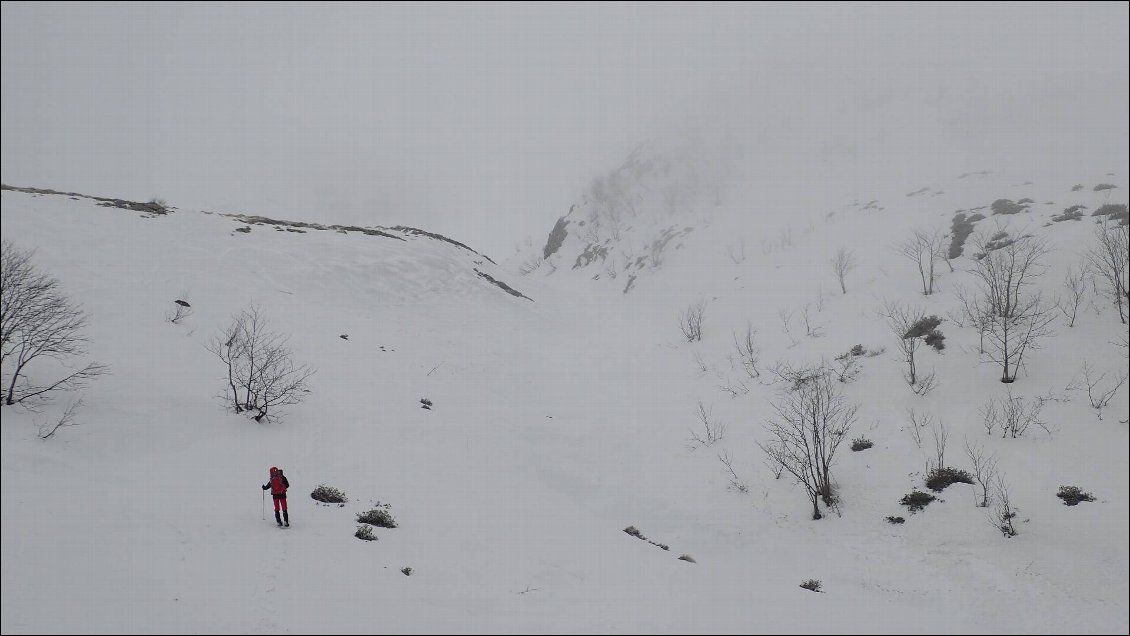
[
  {"x1": 357, "y1": 503, "x2": 397, "y2": 528},
  {"x1": 311, "y1": 484, "x2": 347, "y2": 504}
]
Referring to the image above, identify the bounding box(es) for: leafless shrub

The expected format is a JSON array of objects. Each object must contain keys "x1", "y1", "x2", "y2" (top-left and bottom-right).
[
  {"x1": 980, "y1": 388, "x2": 1047, "y2": 438},
  {"x1": 732, "y1": 322, "x2": 760, "y2": 378},
  {"x1": 799, "y1": 304, "x2": 824, "y2": 338},
  {"x1": 906, "y1": 408, "x2": 932, "y2": 448},
  {"x1": 763, "y1": 452, "x2": 786, "y2": 480},
  {"x1": 715, "y1": 376, "x2": 750, "y2": 398},
  {"x1": 990, "y1": 476, "x2": 1018, "y2": 537},
  {"x1": 910, "y1": 369, "x2": 938, "y2": 396},
  {"x1": 964, "y1": 438, "x2": 998, "y2": 508},
  {"x1": 831, "y1": 354, "x2": 860, "y2": 384},
  {"x1": 206, "y1": 304, "x2": 315, "y2": 423},
  {"x1": 830, "y1": 248, "x2": 857, "y2": 294},
  {"x1": 1058, "y1": 265, "x2": 1089, "y2": 327},
  {"x1": 692, "y1": 351, "x2": 710, "y2": 374},
  {"x1": 897, "y1": 229, "x2": 943, "y2": 295},
  {"x1": 928, "y1": 418, "x2": 949, "y2": 472},
  {"x1": 679, "y1": 299, "x2": 706, "y2": 342},
  {"x1": 767, "y1": 360, "x2": 827, "y2": 391},
  {"x1": 777, "y1": 307, "x2": 796, "y2": 345},
  {"x1": 953, "y1": 283, "x2": 992, "y2": 353},
  {"x1": 718, "y1": 450, "x2": 749, "y2": 493},
  {"x1": 1070, "y1": 361, "x2": 1129, "y2": 420},
  {"x1": 758, "y1": 373, "x2": 857, "y2": 519},
  {"x1": 689, "y1": 400, "x2": 726, "y2": 446},
  {"x1": 37, "y1": 397, "x2": 84, "y2": 439},
  {"x1": 1, "y1": 241, "x2": 108, "y2": 406}
]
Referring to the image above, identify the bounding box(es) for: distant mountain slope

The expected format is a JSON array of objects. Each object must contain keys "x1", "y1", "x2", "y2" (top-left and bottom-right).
[
  {"x1": 1, "y1": 183, "x2": 526, "y2": 303},
  {"x1": 521, "y1": 144, "x2": 1128, "y2": 300}
]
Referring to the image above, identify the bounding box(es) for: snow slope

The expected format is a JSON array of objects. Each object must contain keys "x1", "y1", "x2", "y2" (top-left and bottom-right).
[{"x1": 2, "y1": 162, "x2": 1128, "y2": 634}]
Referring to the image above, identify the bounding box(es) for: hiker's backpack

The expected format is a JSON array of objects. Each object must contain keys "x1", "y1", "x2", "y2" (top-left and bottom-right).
[{"x1": 270, "y1": 469, "x2": 287, "y2": 496}]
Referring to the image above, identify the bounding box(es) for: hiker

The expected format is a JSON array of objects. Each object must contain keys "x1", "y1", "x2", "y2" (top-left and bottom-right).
[{"x1": 262, "y1": 466, "x2": 290, "y2": 526}]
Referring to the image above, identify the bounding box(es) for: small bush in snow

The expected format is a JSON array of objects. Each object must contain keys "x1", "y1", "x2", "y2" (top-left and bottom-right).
[
  {"x1": 1056, "y1": 486, "x2": 1096, "y2": 506},
  {"x1": 355, "y1": 525, "x2": 377, "y2": 541},
  {"x1": 401, "y1": 567, "x2": 413, "y2": 576},
  {"x1": 800, "y1": 579, "x2": 823, "y2": 593},
  {"x1": 357, "y1": 503, "x2": 397, "y2": 528},
  {"x1": 679, "y1": 299, "x2": 707, "y2": 342},
  {"x1": 850, "y1": 437, "x2": 873, "y2": 452},
  {"x1": 900, "y1": 490, "x2": 936, "y2": 513},
  {"x1": 310, "y1": 484, "x2": 347, "y2": 504},
  {"x1": 925, "y1": 467, "x2": 974, "y2": 492},
  {"x1": 886, "y1": 516, "x2": 906, "y2": 524}
]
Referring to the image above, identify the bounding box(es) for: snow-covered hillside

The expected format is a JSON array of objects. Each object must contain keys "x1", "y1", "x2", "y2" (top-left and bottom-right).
[{"x1": 2, "y1": 160, "x2": 1128, "y2": 635}]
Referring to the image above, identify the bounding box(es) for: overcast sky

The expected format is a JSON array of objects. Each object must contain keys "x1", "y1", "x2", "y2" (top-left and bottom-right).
[{"x1": 3, "y1": 2, "x2": 1128, "y2": 258}]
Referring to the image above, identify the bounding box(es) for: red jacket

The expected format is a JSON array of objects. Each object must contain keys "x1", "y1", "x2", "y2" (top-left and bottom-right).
[{"x1": 262, "y1": 468, "x2": 290, "y2": 498}]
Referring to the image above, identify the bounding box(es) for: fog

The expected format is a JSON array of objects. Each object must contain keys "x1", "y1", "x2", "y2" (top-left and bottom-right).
[{"x1": 3, "y1": 2, "x2": 1127, "y2": 258}]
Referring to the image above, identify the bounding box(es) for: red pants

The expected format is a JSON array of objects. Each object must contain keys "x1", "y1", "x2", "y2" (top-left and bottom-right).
[{"x1": 273, "y1": 497, "x2": 288, "y2": 512}]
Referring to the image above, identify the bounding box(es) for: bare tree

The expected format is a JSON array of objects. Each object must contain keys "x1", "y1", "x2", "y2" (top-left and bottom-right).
[
  {"x1": 1058, "y1": 264, "x2": 1089, "y2": 328},
  {"x1": 830, "y1": 248, "x2": 857, "y2": 294},
  {"x1": 678, "y1": 299, "x2": 706, "y2": 342},
  {"x1": 758, "y1": 372, "x2": 857, "y2": 519},
  {"x1": 898, "y1": 230, "x2": 942, "y2": 295},
  {"x1": 1087, "y1": 220, "x2": 1129, "y2": 324},
  {"x1": 885, "y1": 302, "x2": 925, "y2": 386},
  {"x1": 1, "y1": 241, "x2": 108, "y2": 406},
  {"x1": 964, "y1": 438, "x2": 998, "y2": 508},
  {"x1": 969, "y1": 233, "x2": 1055, "y2": 382},
  {"x1": 206, "y1": 305, "x2": 315, "y2": 423},
  {"x1": 884, "y1": 302, "x2": 942, "y2": 390}
]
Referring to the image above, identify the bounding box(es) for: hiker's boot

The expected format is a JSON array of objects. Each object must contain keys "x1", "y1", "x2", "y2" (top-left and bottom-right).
[
  {"x1": 275, "y1": 511, "x2": 283, "y2": 526},
  {"x1": 283, "y1": 511, "x2": 289, "y2": 527}
]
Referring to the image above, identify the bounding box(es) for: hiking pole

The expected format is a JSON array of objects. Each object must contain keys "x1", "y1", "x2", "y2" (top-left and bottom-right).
[{"x1": 261, "y1": 489, "x2": 266, "y2": 520}]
